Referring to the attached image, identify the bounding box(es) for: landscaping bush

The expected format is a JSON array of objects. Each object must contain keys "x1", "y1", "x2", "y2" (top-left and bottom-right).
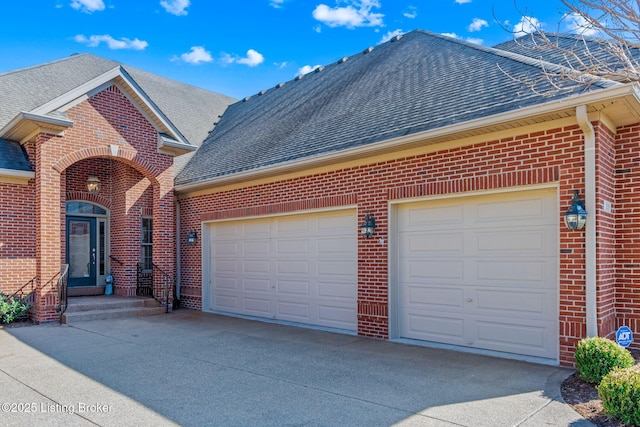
[
  {"x1": 0, "y1": 293, "x2": 31, "y2": 324},
  {"x1": 574, "y1": 336, "x2": 635, "y2": 384},
  {"x1": 598, "y1": 366, "x2": 640, "y2": 426}
]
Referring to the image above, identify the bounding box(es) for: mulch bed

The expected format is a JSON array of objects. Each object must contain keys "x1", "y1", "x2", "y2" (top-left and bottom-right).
[{"x1": 561, "y1": 348, "x2": 640, "y2": 427}]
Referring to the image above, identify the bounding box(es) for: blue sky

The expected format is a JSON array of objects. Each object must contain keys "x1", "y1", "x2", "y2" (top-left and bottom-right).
[{"x1": 0, "y1": 0, "x2": 592, "y2": 99}]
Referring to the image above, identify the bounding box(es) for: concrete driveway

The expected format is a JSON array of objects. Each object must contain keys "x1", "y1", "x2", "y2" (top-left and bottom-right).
[{"x1": 0, "y1": 310, "x2": 592, "y2": 426}]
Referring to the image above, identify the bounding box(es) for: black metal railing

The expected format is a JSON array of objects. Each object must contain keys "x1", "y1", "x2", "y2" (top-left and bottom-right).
[
  {"x1": 7, "y1": 276, "x2": 37, "y2": 322},
  {"x1": 55, "y1": 264, "x2": 69, "y2": 324},
  {"x1": 109, "y1": 255, "x2": 124, "y2": 266},
  {"x1": 137, "y1": 263, "x2": 173, "y2": 313}
]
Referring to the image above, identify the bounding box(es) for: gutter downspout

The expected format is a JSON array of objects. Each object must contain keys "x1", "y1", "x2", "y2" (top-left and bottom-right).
[
  {"x1": 576, "y1": 105, "x2": 597, "y2": 337},
  {"x1": 176, "y1": 197, "x2": 181, "y2": 301}
]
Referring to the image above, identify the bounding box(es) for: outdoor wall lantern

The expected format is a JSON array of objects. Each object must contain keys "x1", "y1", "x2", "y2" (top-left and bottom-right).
[
  {"x1": 564, "y1": 190, "x2": 587, "y2": 231},
  {"x1": 187, "y1": 231, "x2": 198, "y2": 245},
  {"x1": 360, "y1": 213, "x2": 376, "y2": 238},
  {"x1": 86, "y1": 175, "x2": 101, "y2": 194}
]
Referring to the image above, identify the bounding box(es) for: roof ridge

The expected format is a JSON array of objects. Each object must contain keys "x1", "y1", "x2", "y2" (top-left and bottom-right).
[
  {"x1": 0, "y1": 53, "x2": 113, "y2": 78},
  {"x1": 123, "y1": 64, "x2": 236, "y2": 100},
  {"x1": 413, "y1": 29, "x2": 616, "y2": 88}
]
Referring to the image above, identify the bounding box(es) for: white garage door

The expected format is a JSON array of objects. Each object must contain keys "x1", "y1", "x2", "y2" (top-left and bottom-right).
[
  {"x1": 206, "y1": 209, "x2": 357, "y2": 331},
  {"x1": 396, "y1": 188, "x2": 558, "y2": 359}
]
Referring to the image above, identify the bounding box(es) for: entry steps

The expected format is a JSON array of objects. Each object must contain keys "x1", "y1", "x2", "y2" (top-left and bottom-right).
[{"x1": 61, "y1": 296, "x2": 166, "y2": 324}]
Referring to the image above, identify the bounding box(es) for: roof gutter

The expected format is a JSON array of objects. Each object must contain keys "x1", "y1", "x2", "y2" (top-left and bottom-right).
[
  {"x1": 576, "y1": 105, "x2": 598, "y2": 337},
  {"x1": 175, "y1": 84, "x2": 640, "y2": 193},
  {"x1": 0, "y1": 168, "x2": 34, "y2": 185}
]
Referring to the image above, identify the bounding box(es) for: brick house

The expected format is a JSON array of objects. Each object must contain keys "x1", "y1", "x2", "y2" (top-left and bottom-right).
[{"x1": 2, "y1": 30, "x2": 640, "y2": 365}]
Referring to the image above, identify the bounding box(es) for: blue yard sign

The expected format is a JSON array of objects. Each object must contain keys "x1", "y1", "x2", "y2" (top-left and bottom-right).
[{"x1": 616, "y1": 326, "x2": 633, "y2": 348}]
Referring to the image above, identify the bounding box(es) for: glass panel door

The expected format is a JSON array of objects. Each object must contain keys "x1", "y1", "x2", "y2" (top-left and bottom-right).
[{"x1": 66, "y1": 217, "x2": 97, "y2": 287}]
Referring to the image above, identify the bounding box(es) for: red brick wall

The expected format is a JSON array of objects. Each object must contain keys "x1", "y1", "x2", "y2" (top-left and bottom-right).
[
  {"x1": 615, "y1": 123, "x2": 640, "y2": 343},
  {"x1": 179, "y1": 123, "x2": 595, "y2": 365},
  {"x1": 0, "y1": 180, "x2": 36, "y2": 292},
  {"x1": 595, "y1": 124, "x2": 617, "y2": 340}
]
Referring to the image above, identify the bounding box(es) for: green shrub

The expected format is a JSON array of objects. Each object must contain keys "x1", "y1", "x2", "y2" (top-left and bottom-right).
[
  {"x1": 598, "y1": 366, "x2": 640, "y2": 426},
  {"x1": 0, "y1": 293, "x2": 31, "y2": 324},
  {"x1": 574, "y1": 336, "x2": 635, "y2": 384}
]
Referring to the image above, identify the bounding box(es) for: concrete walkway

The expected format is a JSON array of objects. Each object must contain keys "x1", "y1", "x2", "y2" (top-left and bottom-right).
[{"x1": 0, "y1": 309, "x2": 592, "y2": 426}]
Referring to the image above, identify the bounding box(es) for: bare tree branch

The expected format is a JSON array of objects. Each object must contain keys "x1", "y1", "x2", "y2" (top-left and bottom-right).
[{"x1": 496, "y1": 1, "x2": 640, "y2": 95}]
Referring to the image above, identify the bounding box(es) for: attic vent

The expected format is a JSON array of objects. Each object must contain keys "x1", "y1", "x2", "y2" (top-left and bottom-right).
[
  {"x1": 391, "y1": 34, "x2": 402, "y2": 42},
  {"x1": 259, "y1": 90, "x2": 267, "y2": 95},
  {"x1": 276, "y1": 82, "x2": 285, "y2": 88},
  {"x1": 363, "y1": 47, "x2": 374, "y2": 54},
  {"x1": 243, "y1": 96, "x2": 251, "y2": 102},
  {"x1": 338, "y1": 57, "x2": 348, "y2": 64},
  {"x1": 315, "y1": 66, "x2": 324, "y2": 73}
]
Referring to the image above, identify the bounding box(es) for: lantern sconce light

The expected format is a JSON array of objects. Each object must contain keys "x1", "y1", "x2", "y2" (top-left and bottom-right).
[
  {"x1": 360, "y1": 213, "x2": 376, "y2": 238},
  {"x1": 564, "y1": 190, "x2": 587, "y2": 231},
  {"x1": 86, "y1": 175, "x2": 101, "y2": 194},
  {"x1": 187, "y1": 230, "x2": 198, "y2": 246}
]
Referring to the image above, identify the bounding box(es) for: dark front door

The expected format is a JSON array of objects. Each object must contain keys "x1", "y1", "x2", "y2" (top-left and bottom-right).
[{"x1": 66, "y1": 217, "x2": 97, "y2": 287}]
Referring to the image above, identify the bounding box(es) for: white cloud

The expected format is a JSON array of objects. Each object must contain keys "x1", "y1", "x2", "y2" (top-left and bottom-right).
[
  {"x1": 222, "y1": 49, "x2": 265, "y2": 67},
  {"x1": 176, "y1": 46, "x2": 213, "y2": 64},
  {"x1": 74, "y1": 34, "x2": 148, "y2": 50},
  {"x1": 513, "y1": 16, "x2": 542, "y2": 36},
  {"x1": 440, "y1": 32, "x2": 483, "y2": 45},
  {"x1": 455, "y1": 0, "x2": 471, "y2": 3},
  {"x1": 564, "y1": 12, "x2": 598, "y2": 36},
  {"x1": 466, "y1": 37, "x2": 484, "y2": 45},
  {"x1": 238, "y1": 49, "x2": 265, "y2": 66},
  {"x1": 313, "y1": 0, "x2": 384, "y2": 29},
  {"x1": 270, "y1": 0, "x2": 286, "y2": 8},
  {"x1": 468, "y1": 18, "x2": 488, "y2": 32},
  {"x1": 379, "y1": 29, "x2": 404, "y2": 44},
  {"x1": 160, "y1": 0, "x2": 190, "y2": 16},
  {"x1": 403, "y1": 6, "x2": 417, "y2": 19},
  {"x1": 296, "y1": 65, "x2": 322, "y2": 76},
  {"x1": 70, "y1": 0, "x2": 105, "y2": 13}
]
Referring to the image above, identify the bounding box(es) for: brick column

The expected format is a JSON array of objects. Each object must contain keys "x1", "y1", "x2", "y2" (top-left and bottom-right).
[
  {"x1": 153, "y1": 167, "x2": 175, "y2": 308},
  {"x1": 34, "y1": 133, "x2": 62, "y2": 323}
]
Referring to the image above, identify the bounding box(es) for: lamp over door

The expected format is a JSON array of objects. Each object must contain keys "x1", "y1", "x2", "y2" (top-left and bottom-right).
[{"x1": 86, "y1": 175, "x2": 101, "y2": 194}]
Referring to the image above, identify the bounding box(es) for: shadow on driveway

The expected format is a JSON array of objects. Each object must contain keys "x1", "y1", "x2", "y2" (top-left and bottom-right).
[{"x1": 0, "y1": 310, "x2": 591, "y2": 426}]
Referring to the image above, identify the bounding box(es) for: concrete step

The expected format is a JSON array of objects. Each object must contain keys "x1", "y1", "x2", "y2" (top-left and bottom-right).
[
  {"x1": 64, "y1": 296, "x2": 161, "y2": 313},
  {"x1": 61, "y1": 296, "x2": 167, "y2": 324}
]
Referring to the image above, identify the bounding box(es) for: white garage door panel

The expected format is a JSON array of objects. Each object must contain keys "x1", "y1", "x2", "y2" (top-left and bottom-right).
[
  {"x1": 407, "y1": 260, "x2": 464, "y2": 281},
  {"x1": 474, "y1": 319, "x2": 556, "y2": 358},
  {"x1": 244, "y1": 297, "x2": 271, "y2": 314},
  {"x1": 406, "y1": 285, "x2": 464, "y2": 309},
  {"x1": 207, "y1": 210, "x2": 357, "y2": 331},
  {"x1": 475, "y1": 290, "x2": 550, "y2": 315},
  {"x1": 277, "y1": 301, "x2": 309, "y2": 319},
  {"x1": 397, "y1": 188, "x2": 558, "y2": 359},
  {"x1": 406, "y1": 313, "x2": 465, "y2": 342},
  {"x1": 318, "y1": 305, "x2": 355, "y2": 327}
]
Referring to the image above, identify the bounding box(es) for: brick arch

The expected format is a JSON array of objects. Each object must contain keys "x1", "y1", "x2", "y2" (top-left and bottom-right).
[
  {"x1": 65, "y1": 192, "x2": 111, "y2": 211},
  {"x1": 52, "y1": 145, "x2": 161, "y2": 184}
]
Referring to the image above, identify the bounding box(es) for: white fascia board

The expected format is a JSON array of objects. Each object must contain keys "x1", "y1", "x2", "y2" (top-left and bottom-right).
[
  {"x1": 30, "y1": 67, "x2": 123, "y2": 117},
  {"x1": 0, "y1": 111, "x2": 73, "y2": 139},
  {"x1": 175, "y1": 84, "x2": 640, "y2": 193}
]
